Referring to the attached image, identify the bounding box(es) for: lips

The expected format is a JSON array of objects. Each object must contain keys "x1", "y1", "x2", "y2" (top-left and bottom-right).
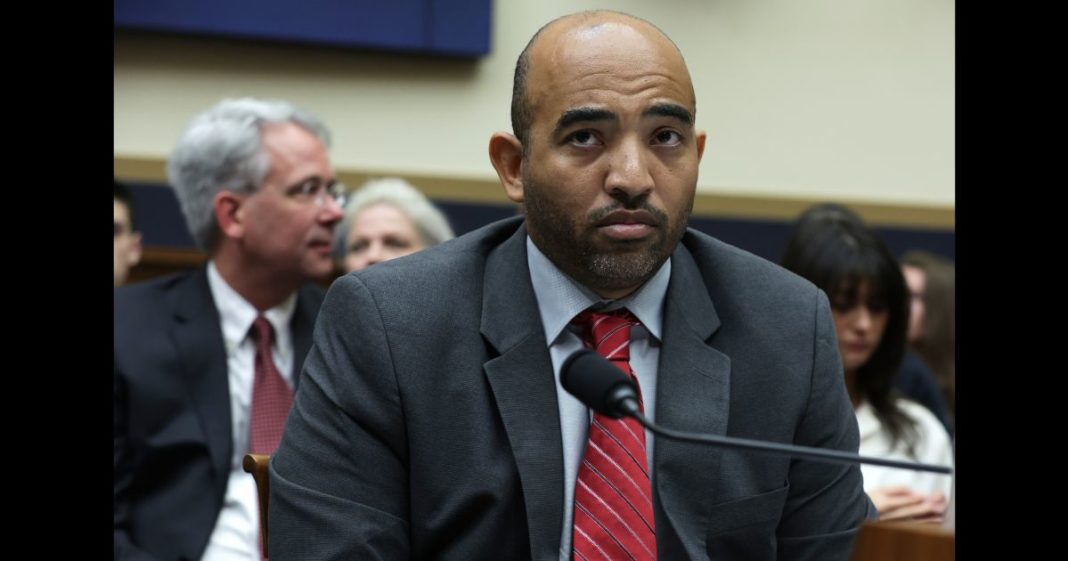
[
  {"x1": 594, "y1": 210, "x2": 659, "y2": 240},
  {"x1": 843, "y1": 341, "x2": 871, "y2": 354},
  {"x1": 595, "y1": 209, "x2": 658, "y2": 227},
  {"x1": 307, "y1": 238, "x2": 333, "y2": 254}
]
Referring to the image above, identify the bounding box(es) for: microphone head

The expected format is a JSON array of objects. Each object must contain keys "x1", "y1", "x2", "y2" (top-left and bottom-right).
[{"x1": 560, "y1": 349, "x2": 638, "y2": 418}]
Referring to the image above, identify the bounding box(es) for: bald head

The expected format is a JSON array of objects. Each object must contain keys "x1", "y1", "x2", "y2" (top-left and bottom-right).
[
  {"x1": 489, "y1": 10, "x2": 705, "y2": 299},
  {"x1": 510, "y1": 11, "x2": 695, "y2": 148}
]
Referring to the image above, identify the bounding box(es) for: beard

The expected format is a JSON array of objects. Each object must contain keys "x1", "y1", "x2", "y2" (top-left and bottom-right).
[{"x1": 521, "y1": 171, "x2": 692, "y2": 295}]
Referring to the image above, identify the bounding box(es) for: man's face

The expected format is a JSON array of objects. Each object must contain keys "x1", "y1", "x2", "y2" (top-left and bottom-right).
[
  {"x1": 517, "y1": 19, "x2": 706, "y2": 298},
  {"x1": 114, "y1": 199, "x2": 141, "y2": 286},
  {"x1": 234, "y1": 122, "x2": 343, "y2": 283}
]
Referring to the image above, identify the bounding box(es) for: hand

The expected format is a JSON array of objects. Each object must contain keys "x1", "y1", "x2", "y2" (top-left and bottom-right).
[{"x1": 868, "y1": 486, "x2": 947, "y2": 524}]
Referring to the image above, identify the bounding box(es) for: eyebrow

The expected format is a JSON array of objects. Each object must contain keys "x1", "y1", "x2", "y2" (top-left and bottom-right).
[
  {"x1": 552, "y1": 104, "x2": 694, "y2": 137},
  {"x1": 643, "y1": 103, "x2": 693, "y2": 125},
  {"x1": 553, "y1": 107, "x2": 617, "y2": 136}
]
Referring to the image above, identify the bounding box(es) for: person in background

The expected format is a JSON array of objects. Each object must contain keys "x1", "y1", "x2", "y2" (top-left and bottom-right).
[
  {"x1": 332, "y1": 177, "x2": 454, "y2": 273},
  {"x1": 114, "y1": 97, "x2": 345, "y2": 561},
  {"x1": 114, "y1": 180, "x2": 143, "y2": 286},
  {"x1": 901, "y1": 250, "x2": 956, "y2": 431},
  {"x1": 782, "y1": 203, "x2": 952, "y2": 435},
  {"x1": 781, "y1": 217, "x2": 953, "y2": 523}
]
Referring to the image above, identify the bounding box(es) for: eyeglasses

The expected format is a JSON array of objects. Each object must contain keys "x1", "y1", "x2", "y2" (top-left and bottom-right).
[{"x1": 285, "y1": 178, "x2": 348, "y2": 208}]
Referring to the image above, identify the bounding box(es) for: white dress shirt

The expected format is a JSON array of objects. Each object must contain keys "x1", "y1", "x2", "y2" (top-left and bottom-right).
[{"x1": 202, "y1": 262, "x2": 297, "y2": 561}]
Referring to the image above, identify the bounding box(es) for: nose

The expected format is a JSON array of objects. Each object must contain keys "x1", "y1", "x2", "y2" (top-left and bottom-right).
[
  {"x1": 604, "y1": 136, "x2": 654, "y2": 203},
  {"x1": 319, "y1": 195, "x2": 345, "y2": 223},
  {"x1": 363, "y1": 241, "x2": 386, "y2": 268},
  {"x1": 853, "y1": 306, "x2": 873, "y2": 332}
]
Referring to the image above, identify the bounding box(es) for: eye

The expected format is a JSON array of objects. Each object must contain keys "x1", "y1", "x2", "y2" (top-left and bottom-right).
[
  {"x1": 866, "y1": 300, "x2": 888, "y2": 313},
  {"x1": 652, "y1": 129, "x2": 682, "y2": 146},
  {"x1": 566, "y1": 130, "x2": 601, "y2": 147},
  {"x1": 831, "y1": 295, "x2": 858, "y2": 312},
  {"x1": 288, "y1": 179, "x2": 322, "y2": 198}
]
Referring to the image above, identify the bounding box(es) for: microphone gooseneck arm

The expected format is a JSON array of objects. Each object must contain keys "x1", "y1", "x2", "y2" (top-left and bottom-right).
[
  {"x1": 562, "y1": 348, "x2": 953, "y2": 476},
  {"x1": 618, "y1": 397, "x2": 952, "y2": 475}
]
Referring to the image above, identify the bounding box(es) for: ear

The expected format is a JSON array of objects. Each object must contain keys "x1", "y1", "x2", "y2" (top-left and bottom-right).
[
  {"x1": 488, "y1": 132, "x2": 525, "y2": 203},
  {"x1": 213, "y1": 191, "x2": 246, "y2": 241},
  {"x1": 695, "y1": 130, "x2": 708, "y2": 162},
  {"x1": 128, "y1": 232, "x2": 143, "y2": 267}
]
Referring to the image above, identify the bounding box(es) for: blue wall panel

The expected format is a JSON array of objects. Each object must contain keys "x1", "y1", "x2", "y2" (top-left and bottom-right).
[
  {"x1": 429, "y1": 0, "x2": 492, "y2": 55},
  {"x1": 114, "y1": 0, "x2": 492, "y2": 56}
]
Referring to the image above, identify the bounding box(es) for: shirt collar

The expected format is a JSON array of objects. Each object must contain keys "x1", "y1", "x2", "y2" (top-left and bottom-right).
[{"x1": 206, "y1": 261, "x2": 298, "y2": 353}]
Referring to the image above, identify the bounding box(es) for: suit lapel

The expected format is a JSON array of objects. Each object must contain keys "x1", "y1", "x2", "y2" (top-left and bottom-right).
[
  {"x1": 654, "y1": 244, "x2": 731, "y2": 556},
  {"x1": 170, "y1": 269, "x2": 232, "y2": 494},
  {"x1": 481, "y1": 224, "x2": 565, "y2": 561},
  {"x1": 289, "y1": 286, "x2": 319, "y2": 390}
]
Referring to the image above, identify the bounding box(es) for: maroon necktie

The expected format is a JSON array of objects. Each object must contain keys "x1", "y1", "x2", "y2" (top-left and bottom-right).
[
  {"x1": 249, "y1": 316, "x2": 293, "y2": 456},
  {"x1": 571, "y1": 309, "x2": 656, "y2": 561}
]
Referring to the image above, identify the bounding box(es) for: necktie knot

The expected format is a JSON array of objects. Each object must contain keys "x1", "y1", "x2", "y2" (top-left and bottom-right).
[
  {"x1": 572, "y1": 308, "x2": 639, "y2": 361},
  {"x1": 251, "y1": 316, "x2": 274, "y2": 347}
]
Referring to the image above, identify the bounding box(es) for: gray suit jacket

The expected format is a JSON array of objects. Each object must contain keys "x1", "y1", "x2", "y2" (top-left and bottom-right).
[{"x1": 270, "y1": 217, "x2": 873, "y2": 561}]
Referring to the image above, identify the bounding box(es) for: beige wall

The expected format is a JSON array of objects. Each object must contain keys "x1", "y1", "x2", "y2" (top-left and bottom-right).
[{"x1": 115, "y1": 0, "x2": 953, "y2": 211}]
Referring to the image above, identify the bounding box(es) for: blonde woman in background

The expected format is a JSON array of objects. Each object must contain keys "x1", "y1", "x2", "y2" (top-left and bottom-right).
[{"x1": 333, "y1": 178, "x2": 455, "y2": 272}]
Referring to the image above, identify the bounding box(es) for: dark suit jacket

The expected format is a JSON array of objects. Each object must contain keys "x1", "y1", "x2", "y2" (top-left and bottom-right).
[
  {"x1": 270, "y1": 217, "x2": 874, "y2": 561},
  {"x1": 895, "y1": 351, "x2": 953, "y2": 436},
  {"x1": 114, "y1": 267, "x2": 324, "y2": 561}
]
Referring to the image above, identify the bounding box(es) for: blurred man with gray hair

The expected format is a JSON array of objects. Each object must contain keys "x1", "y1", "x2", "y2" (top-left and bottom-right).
[{"x1": 114, "y1": 97, "x2": 344, "y2": 560}]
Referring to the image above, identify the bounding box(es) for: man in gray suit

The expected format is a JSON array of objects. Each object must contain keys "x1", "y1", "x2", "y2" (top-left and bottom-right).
[{"x1": 271, "y1": 11, "x2": 874, "y2": 561}]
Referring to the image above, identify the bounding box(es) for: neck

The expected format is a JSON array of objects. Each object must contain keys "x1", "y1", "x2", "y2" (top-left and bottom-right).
[
  {"x1": 592, "y1": 284, "x2": 641, "y2": 300},
  {"x1": 213, "y1": 247, "x2": 300, "y2": 312}
]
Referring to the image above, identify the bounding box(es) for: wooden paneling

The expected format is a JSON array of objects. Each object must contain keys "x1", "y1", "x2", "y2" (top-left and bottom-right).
[{"x1": 127, "y1": 247, "x2": 207, "y2": 285}]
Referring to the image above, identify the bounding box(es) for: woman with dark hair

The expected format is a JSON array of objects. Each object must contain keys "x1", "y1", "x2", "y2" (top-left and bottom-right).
[
  {"x1": 781, "y1": 215, "x2": 953, "y2": 523},
  {"x1": 784, "y1": 204, "x2": 952, "y2": 435}
]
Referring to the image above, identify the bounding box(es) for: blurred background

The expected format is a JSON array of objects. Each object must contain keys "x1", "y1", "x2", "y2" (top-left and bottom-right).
[{"x1": 114, "y1": 0, "x2": 953, "y2": 283}]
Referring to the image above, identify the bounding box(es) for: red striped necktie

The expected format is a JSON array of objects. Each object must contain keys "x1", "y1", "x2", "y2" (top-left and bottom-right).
[
  {"x1": 570, "y1": 309, "x2": 656, "y2": 561},
  {"x1": 249, "y1": 316, "x2": 293, "y2": 456}
]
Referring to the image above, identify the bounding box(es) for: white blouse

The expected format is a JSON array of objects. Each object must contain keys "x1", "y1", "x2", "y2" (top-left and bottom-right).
[{"x1": 856, "y1": 398, "x2": 954, "y2": 498}]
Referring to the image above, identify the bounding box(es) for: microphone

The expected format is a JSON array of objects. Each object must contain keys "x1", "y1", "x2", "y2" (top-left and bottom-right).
[
  {"x1": 560, "y1": 349, "x2": 952, "y2": 475},
  {"x1": 560, "y1": 350, "x2": 642, "y2": 418}
]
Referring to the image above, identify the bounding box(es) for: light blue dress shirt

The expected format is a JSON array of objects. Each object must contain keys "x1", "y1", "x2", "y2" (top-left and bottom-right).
[{"x1": 524, "y1": 237, "x2": 670, "y2": 560}]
